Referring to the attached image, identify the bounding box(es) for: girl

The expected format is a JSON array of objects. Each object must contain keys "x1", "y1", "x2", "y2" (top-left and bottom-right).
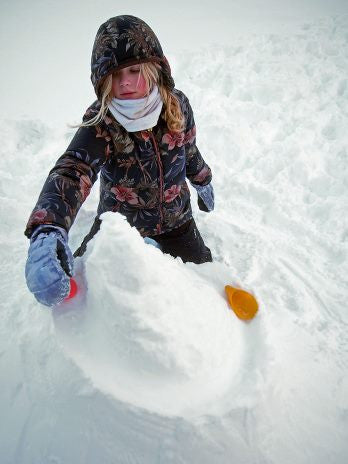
[{"x1": 25, "y1": 15, "x2": 214, "y2": 307}]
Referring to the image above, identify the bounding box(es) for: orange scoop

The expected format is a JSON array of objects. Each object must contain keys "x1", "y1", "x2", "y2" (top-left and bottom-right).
[{"x1": 225, "y1": 285, "x2": 258, "y2": 320}]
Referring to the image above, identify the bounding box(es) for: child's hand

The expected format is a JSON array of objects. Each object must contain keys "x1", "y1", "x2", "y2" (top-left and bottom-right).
[
  {"x1": 25, "y1": 226, "x2": 74, "y2": 307},
  {"x1": 191, "y1": 182, "x2": 215, "y2": 212}
]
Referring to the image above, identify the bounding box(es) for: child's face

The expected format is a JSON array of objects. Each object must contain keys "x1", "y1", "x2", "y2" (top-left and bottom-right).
[{"x1": 112, "y1": 65, "x2": 148, "y2": 99}]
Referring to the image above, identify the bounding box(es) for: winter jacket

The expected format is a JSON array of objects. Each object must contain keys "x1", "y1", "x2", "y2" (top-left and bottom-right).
[{"x1": 24, "y1": 15, "x2": 212, "y2": 239}]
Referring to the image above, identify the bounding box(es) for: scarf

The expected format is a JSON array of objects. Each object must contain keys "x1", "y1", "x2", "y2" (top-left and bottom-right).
[{"x1": 107, "y1": 85, "x2": 163, "y2": 132}]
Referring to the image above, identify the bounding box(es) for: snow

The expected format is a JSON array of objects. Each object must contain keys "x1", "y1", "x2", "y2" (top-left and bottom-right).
[{"x1": 1, "y1": 12, "x2": 348, "y2": 464}]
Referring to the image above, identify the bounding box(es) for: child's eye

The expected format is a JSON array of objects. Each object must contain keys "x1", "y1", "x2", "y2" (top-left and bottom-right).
[{"x1": 130, "y1": 68, "x2": 140, "y2": 73}]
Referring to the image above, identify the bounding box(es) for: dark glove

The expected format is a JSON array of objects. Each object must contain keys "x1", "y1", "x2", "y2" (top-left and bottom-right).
[
  {"x1": 191, "y1": 182, "x2": 214, "y2": 212},
  {"x1": 25, "y1": 225, "x2": 74, "y2": 307}
]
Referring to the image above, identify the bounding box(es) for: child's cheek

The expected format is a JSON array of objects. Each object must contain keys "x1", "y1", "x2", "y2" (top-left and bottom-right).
[
  {"x1": 111, "y1": 77, "x2": 119, "y2": 97},
  {"x1": 137, "y1": 75, "x2": 148, "y2": 95}
]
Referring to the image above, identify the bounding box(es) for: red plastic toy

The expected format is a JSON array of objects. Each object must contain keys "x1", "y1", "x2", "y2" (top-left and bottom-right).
[{"x1": 64, "y1": 278, "x2": 78, "y2": 300}]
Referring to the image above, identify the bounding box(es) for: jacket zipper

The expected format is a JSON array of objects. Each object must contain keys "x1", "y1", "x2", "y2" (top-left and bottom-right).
[{"x1": 147, "y1": 128, "x2": 164, "y2": 234}]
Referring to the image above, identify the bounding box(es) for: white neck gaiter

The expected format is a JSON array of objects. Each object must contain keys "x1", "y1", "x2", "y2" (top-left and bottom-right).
[{"x1": 108, "y1": 85, "x2": 163, "y2": 132}]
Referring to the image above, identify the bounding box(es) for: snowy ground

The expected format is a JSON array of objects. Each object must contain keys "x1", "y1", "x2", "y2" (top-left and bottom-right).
[{"x1": 1, "y1": 14, "x2": 348, "y2": 464}]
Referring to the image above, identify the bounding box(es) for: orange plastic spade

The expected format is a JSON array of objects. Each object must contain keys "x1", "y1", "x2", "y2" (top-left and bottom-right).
[{"x1": 225, "y1": 285, "x2": 258, "y2": 320}]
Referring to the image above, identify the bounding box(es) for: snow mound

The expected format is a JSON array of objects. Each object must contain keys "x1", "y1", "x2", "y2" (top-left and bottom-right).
[{"x1": 54, "y1": 213, "x2": 262, "y2": 416}]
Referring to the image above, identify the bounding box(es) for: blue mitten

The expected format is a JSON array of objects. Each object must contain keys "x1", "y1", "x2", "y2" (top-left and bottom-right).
[
  {"x1": 143, "y1": 236, "x2": 162, "y2": 250},
  {"x1": 25, "y1": 225, "x2": 74, "y2": 307},
  {"x1": 191, "y1": 182, "x2": 215, "y2": 212}
]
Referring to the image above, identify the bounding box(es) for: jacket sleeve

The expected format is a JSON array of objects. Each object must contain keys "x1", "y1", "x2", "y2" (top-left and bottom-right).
[
  {"x1": 24, "y1": 103, "x2": 113, "y2": 238},
  {"x1": 183, "y1": 95, "x2": 212, "y2": 186}
]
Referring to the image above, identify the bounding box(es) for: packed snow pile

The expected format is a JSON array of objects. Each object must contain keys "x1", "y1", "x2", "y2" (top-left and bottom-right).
[
  {"x1": 54, "y1": 212, "x2": 255, "y2": 416},
  {"x1": 1, "y1": 14, "x2": 348, "y2": 464}
]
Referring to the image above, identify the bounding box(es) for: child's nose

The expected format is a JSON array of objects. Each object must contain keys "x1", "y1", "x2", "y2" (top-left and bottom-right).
[{"x1": 119, "y1": 73, "x2": 131, "y2": 86}]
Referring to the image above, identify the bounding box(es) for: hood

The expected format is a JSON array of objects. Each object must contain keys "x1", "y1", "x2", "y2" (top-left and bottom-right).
[{"x1": 90, "y1": 15, "x2": 175, "y2": 99}]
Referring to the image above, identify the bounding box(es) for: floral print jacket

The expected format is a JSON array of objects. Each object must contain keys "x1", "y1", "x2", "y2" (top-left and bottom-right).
[{"x1": 24, "y1": 89, "x2": 212, "y2": 239}]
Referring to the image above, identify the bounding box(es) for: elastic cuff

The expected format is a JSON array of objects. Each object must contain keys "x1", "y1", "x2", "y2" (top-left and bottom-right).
[
  {"x1": 31, "y1": 224, "x2": 68, "y2": 243},
  {"x1": 190, "y1": 180, "x2": 212, "y2": 189}
]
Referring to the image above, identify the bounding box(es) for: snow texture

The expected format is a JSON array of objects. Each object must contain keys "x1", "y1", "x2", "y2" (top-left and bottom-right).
[{"x1": 1, "y1": 14, "x2": 348, "y2": 464}]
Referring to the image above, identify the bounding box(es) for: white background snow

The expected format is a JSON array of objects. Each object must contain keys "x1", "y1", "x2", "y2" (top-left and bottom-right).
[{"x1": 1, "y1": 1, "x2": 348, "y2": 463}]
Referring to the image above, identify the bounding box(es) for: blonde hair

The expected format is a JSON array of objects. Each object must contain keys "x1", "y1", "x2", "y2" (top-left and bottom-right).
[{"x1": 71, "y1": 62, "x2": 184, "y2": 132}]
